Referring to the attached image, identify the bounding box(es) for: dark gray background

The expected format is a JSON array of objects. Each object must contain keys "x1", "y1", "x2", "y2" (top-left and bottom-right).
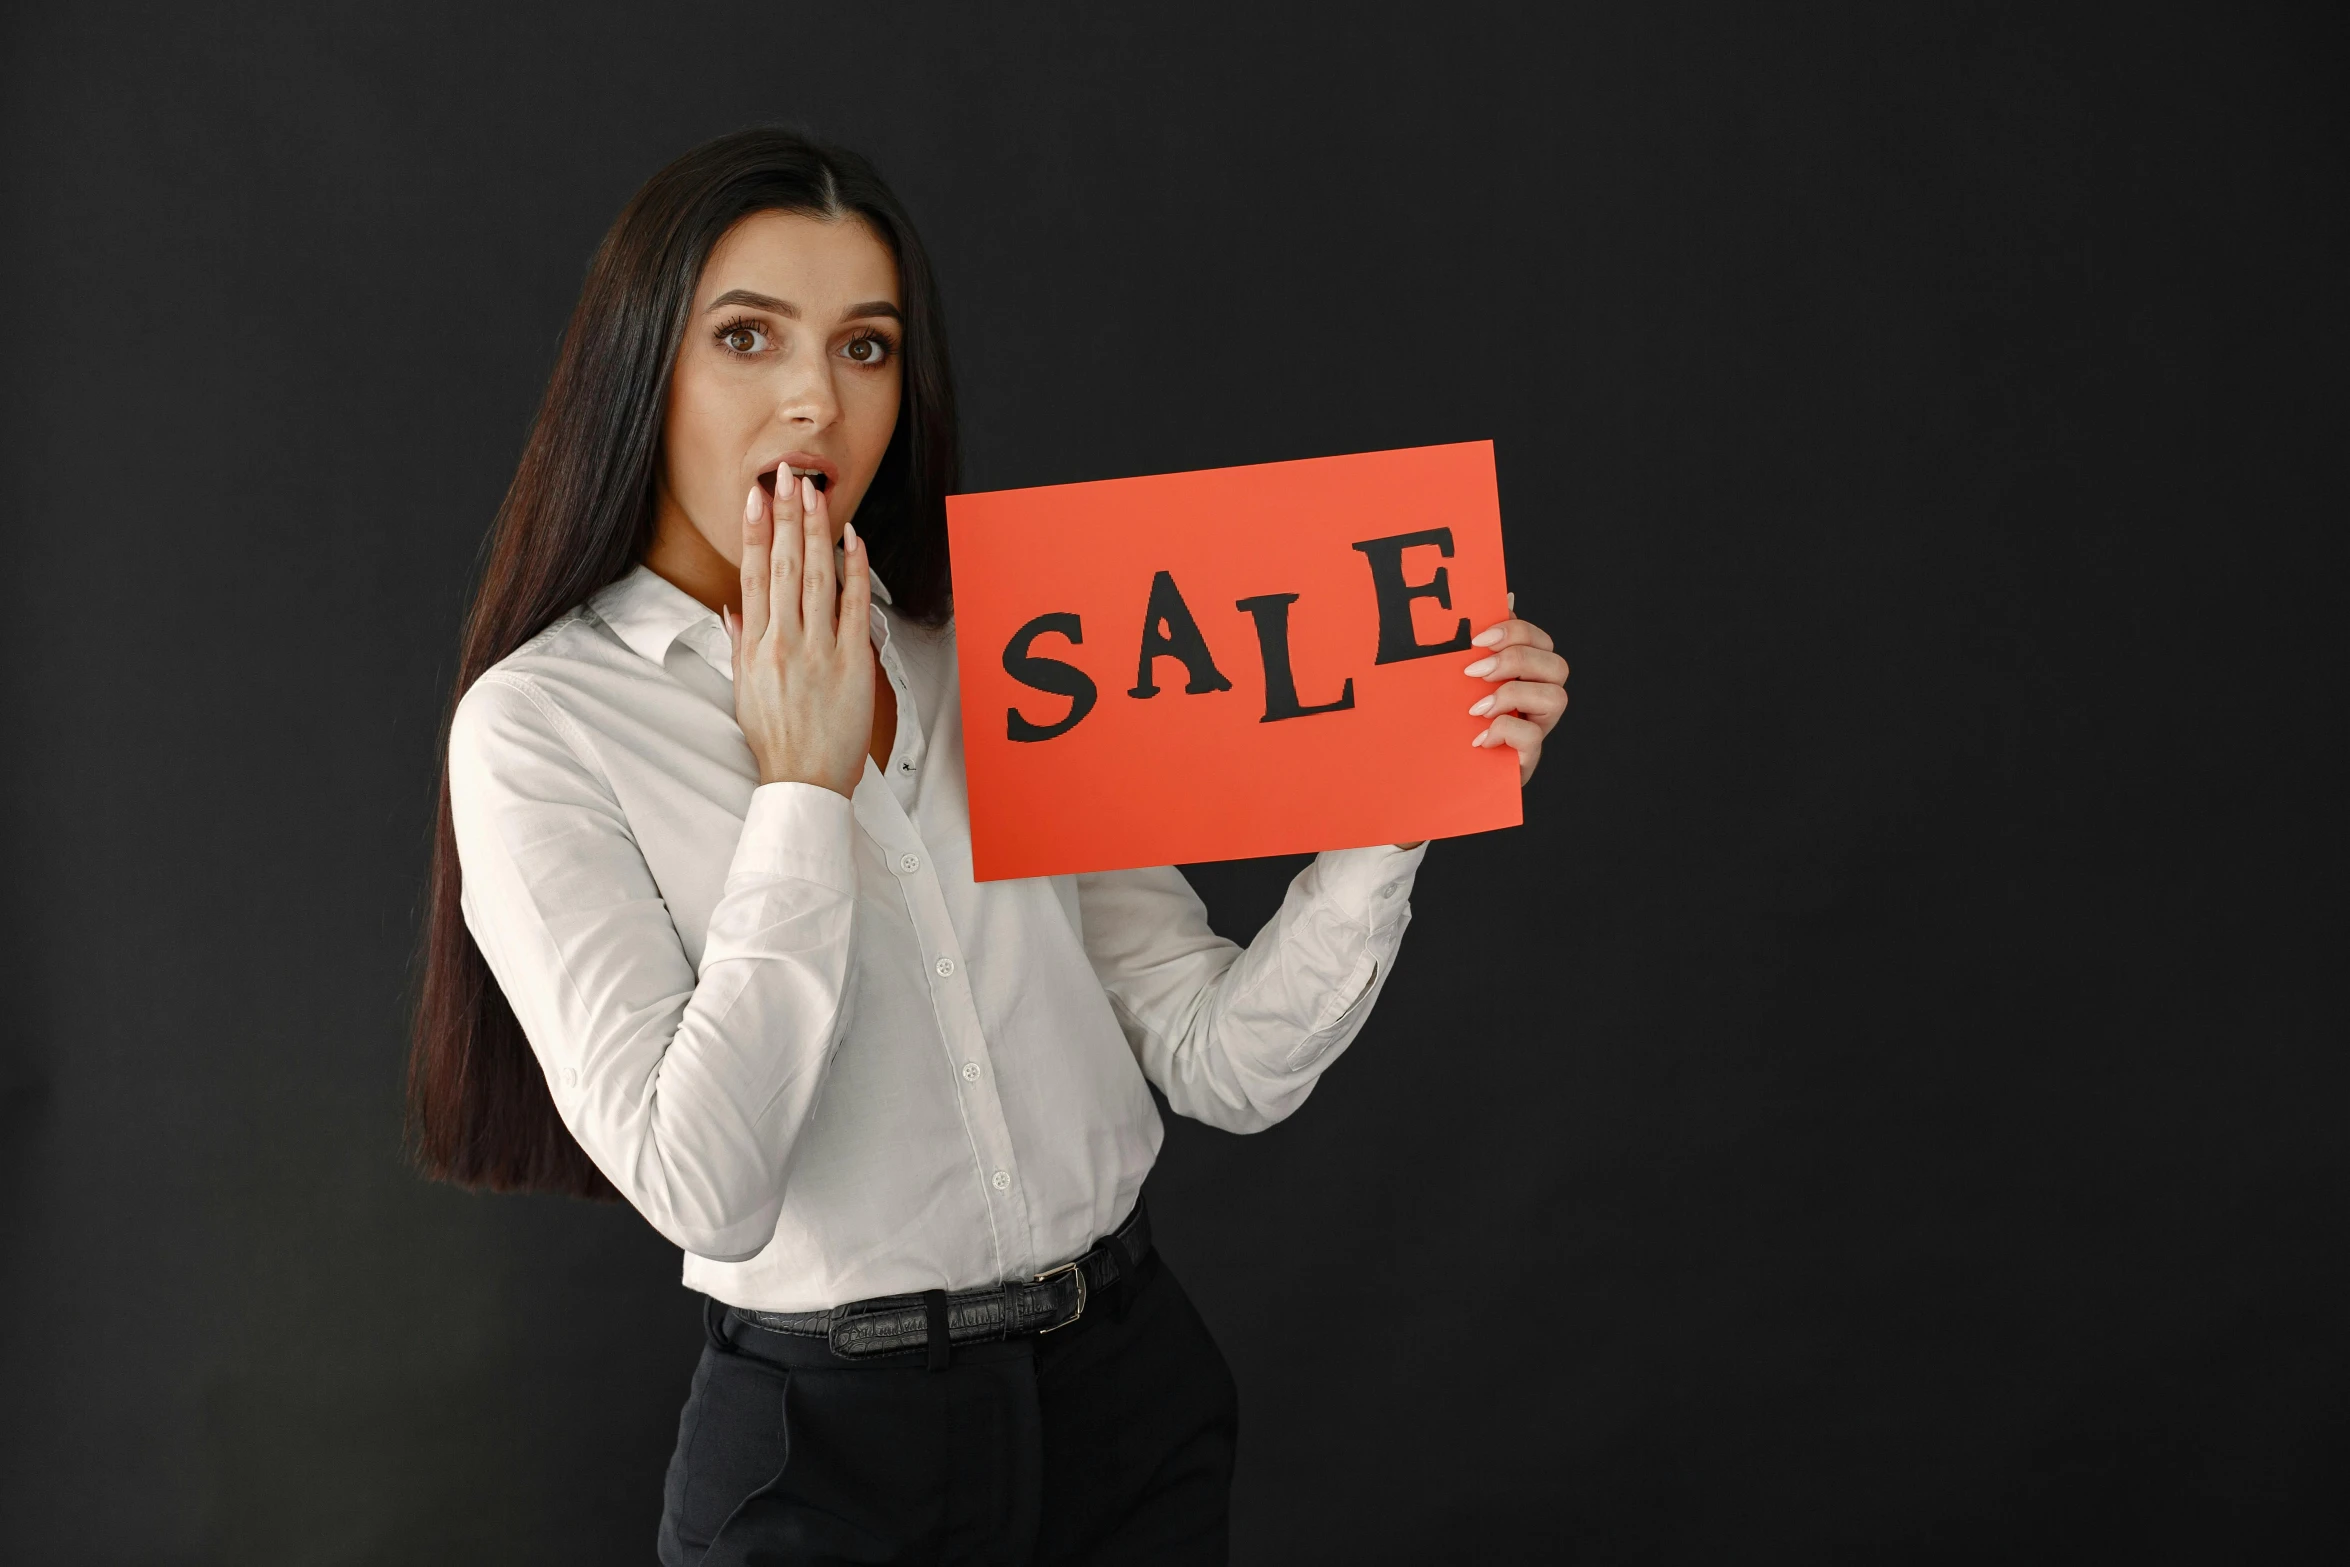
[{"x1": 2, "y1": 2, "x2": 2341, "y2": 1561}]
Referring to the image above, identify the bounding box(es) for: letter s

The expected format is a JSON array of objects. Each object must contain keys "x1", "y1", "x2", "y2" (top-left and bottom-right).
[{"x1": 1002, "y1": 612, "x2": 1098, "y2": 742}]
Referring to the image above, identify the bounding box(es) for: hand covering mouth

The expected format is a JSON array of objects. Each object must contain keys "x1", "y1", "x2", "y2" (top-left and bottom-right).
[{"x1": 758, "y1": 463, "x2": 832, "y2": 494}]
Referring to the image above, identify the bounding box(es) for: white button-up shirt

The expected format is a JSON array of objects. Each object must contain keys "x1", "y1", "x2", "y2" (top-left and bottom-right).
[{"x1": 449, "y1": 563, "x2": 1426, "y2": 1311}]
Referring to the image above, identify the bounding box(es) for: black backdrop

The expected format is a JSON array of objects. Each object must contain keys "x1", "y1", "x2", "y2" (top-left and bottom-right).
[{"x1": 2, "y1": 3, "x2": 2341, "y2": 1561}]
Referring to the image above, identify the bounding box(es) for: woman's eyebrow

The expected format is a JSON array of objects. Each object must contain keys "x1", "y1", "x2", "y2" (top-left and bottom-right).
[
  {"x1": 705, "y1": 288, "x2": 798, "y2": 317},
  {"x1": 701, "y1": 288, "x2": 903, "y2": 324}
]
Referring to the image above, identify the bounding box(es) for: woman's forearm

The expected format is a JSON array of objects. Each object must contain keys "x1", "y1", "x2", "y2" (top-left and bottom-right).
[{"x1": 452, "y1": 675, "x2": 857, "y2": 1259}]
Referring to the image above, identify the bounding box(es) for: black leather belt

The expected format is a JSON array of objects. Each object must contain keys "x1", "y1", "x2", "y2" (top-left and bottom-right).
[{"x1": 735, "y1": 1198, "x2": 1152, "y2": 1362}]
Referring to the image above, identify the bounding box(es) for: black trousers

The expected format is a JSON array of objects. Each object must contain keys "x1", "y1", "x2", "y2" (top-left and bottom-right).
[{"x1": 655, "y1": 1249, "x2": 1239, "y2": 1565}]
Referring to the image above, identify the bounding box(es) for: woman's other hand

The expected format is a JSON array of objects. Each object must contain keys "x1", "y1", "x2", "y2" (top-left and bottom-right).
[
  {"x1": 1464, "y1": 601, "x2": 1569, "y2": 785},
  {"x1": 724, "y1": 467, "x2": 875, "y2": 797}
]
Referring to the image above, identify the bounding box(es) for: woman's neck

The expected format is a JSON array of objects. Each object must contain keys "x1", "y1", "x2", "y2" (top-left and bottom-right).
[{"x1": 642, "y1": 494, "x2": 741, "y2": 615}]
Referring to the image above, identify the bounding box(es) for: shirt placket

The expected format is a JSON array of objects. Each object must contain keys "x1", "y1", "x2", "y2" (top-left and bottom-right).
[
  {"x1": 858, "y1": 611, "x2": 1038, "y2": 1280},
  {"x1": 872, "y1": 604, "x2": 926, "y2": 807}
]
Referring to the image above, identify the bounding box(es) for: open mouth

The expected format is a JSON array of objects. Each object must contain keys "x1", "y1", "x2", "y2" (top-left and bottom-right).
[{"x1": 758, "y1": 466, "x2": 831, "y2": 495}]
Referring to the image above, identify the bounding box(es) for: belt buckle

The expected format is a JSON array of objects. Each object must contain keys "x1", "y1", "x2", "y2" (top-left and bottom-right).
[{"x1": 1031, "y1": 1257, "x2": 1087, "y2": 1333}]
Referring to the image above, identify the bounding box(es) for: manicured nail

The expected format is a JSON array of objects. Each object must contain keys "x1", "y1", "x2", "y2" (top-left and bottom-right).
[
  {"x1": 1469, "y1": 696, "x2": 1494, "y2": 716},
  {"x1": 1471, "y1": 728, "x2": 1491, "y2": 747},
  {"x1": 1507, "y1": 591, "x2": 1516, "y2": 611},
  {"x1": 1471, "y1": 626, "x2": 1506, "y2": 647},
  {"x1": 1464, "y1": 657, "x2": 1498, "y2": 678},
  {"x1": 745, "y1": 485, "x2": 761, "y2": 522},
  {"x1": 843, "y1": 520, "x2": 858, "y2": 552},
  {"x1": 801, "y1": 475, "x2": 819, "y2": 510}
]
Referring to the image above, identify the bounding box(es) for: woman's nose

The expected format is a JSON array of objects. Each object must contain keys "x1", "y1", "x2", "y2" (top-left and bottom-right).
[{"x1": 775, "y1": 345, "x2": 839, "y2": 428}]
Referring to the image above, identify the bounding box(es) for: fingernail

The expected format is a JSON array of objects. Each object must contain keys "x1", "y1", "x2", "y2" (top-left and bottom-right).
[
  {"x1": 1464, "y1": 657, "x2": 1497, "y2": 678},
  {"x1": 801, "y1": 475, "x2": 819, "y2": 509},
  {"x1": 843, "y1": 520, "x2": 858, "y2": 552},
  {"x1": 745, "y1": 486, "x2": 761, "y2": 521},
  {"x1": 1469, "y1": 696, "x2": 1494, "y2": 716},
  {"x1": 1471, "y1": 728, "x2": 1491, "y2": 747},
  {"x1": 1471, "y1": 626, "x2": 1505, "y2": 648}
]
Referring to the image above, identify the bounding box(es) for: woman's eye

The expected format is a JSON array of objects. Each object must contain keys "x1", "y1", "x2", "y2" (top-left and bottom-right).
[
  {"x1": 841, "y1": 334, "x2": 893, "y2": 366},
  {"x1": 720, "y1": 324, "x2": 768, "y2": 354}
]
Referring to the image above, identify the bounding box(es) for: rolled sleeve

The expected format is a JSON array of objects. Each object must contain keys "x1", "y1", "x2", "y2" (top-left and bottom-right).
[
  {"x1": 1078, "y1": 841, "x2": 1430, "y2": 1133},
  {"x1": 728, "y1": 782, "x2": 857, "y2": 894},
  {"x1": 1299, "y1": 841, "x2": 1427, "y2": 934}
]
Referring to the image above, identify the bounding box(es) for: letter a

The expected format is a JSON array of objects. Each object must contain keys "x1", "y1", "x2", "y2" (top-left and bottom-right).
[{"x1": 1129, "y1": 570, "x2": 1234, "y2": 698}]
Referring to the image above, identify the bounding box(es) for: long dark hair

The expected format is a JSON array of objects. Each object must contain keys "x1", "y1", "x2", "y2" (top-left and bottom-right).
[{"x1": 407, "y1": 128, "x2": 958, "y2": 1199}]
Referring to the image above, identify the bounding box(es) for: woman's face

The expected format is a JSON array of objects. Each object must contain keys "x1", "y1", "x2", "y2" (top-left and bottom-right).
[{"x1": 653, "y1": 209, "x2": 904, "y2": 570}]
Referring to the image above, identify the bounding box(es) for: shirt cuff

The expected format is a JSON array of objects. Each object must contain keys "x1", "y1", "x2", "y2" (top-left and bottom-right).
[
  {"x1": 1310, "y1": 840, "x2": 1430, "y2": 921},
  {"x1": 726, "y1": 781, "x2": 857, "y2": 896}
]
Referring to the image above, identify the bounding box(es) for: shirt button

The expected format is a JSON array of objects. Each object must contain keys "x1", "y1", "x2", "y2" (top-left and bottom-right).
[
  {"x1": 899, "y1": 759, "x2": 915, "y2": 773},
  {"x1": 991, "y1": 1170, "x2": 1010, "y2": 1191},
  {"x1": 935, "y1": 957, "x2": 956, "y2": 977},
  {"x1": 561, "y1": 1067, "x2": 577, "y2": 1088},
  {"x1": 899, "y1": 852, "x2": 920, "y2": 874},
  {"x1": 961, "y1": 1062, "x2": 981, "y2": 1082},
  {"x1": 1380, "y1": 884, "x2": 1400, "y2": 899}
]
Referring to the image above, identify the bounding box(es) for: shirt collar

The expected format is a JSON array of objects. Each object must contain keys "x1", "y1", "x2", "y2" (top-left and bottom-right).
[{"x1": 587, "y1": 560, "x2": 898, "y2": 674}]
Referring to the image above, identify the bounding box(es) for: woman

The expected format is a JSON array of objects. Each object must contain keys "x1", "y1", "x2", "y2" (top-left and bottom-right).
[{"x1": 409, "y1": 127, "x2": 1568, "y2": 1566}]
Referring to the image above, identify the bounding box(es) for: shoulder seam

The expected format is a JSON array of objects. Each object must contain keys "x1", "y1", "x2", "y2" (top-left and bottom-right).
[
  {"x1": 472, "y1": 669, "x2": 612, "y2": 795},
  {"x1": 516, "y1": 607, "x2": 587, "y2": 658}
]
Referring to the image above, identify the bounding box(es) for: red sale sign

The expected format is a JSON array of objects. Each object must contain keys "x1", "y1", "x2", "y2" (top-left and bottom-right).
[{"x1": 946, "y1": 440, "x2": 1521, "y2": 880}]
